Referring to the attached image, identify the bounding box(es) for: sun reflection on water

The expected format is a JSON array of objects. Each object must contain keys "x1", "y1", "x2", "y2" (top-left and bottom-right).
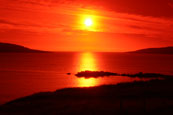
[
  {"x1": 77, "y1": 78, "x2": 96, "y2": 87},
  {"x1": 79, "y1": 52, "x2": 97, "y2": 71},
  {"x1": 77, "y1": 52, "x2": 98, "y2": 87}
]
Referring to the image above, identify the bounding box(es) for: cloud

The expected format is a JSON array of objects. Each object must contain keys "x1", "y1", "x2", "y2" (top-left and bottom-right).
[
  {"x1": 0, "y1": 18, "x2": 70, "y2": 33},
  {"x1": 2, "y1": 0, "x2": 173, "y2": 18},
  {"x1": 77, "y1": 0, "x2": 173, "y2": 18},
  {"x1": 0, "y1": 0, "x2": 173, "y2": 39}
]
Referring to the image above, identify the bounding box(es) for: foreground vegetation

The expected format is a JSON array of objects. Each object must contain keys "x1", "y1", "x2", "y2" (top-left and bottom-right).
[{"x1": 0, "y1": 76, "x2": 173, "y2": 115}]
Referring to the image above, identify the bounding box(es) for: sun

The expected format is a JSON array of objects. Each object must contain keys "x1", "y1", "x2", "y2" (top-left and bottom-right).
[{"x1": 84, "y1": 18, "x2": 93, "y2": 27}]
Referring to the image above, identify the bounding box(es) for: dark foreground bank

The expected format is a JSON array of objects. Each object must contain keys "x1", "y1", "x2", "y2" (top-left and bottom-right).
[{"x1": 0, "y1": 78, "x2": 173, "y2": 115}]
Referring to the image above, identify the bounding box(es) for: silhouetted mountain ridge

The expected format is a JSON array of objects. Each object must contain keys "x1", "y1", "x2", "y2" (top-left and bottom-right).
[
  {"x1": 130, "y1": 46, "x2": 173, "y2": 54},
  {"x1": 0, "y1": 42, "x2": 46, "y2": 53}
]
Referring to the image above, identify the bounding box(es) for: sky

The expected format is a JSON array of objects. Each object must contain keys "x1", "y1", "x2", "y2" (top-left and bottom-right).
[{"x1": 0, "y1": 0, "x2": 173, "y2": 52}]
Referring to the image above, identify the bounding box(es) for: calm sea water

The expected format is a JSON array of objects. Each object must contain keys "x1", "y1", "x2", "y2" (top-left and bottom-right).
[{"x1": 0, "y1": 52, "x2": 173, "y2": 104}]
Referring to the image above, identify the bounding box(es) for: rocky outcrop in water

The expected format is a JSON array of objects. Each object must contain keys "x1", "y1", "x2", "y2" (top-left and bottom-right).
[{"x1": 75, "y1": 71, "x2": 172, "y2": 78}]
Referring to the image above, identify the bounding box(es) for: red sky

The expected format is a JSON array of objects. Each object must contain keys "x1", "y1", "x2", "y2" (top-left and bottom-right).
[{"x1": 0, "y1": 0, "x2": 173, "y2": 52}]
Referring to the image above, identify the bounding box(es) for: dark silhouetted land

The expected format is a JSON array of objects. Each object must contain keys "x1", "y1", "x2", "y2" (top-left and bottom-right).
[
  {"x1": 0, "y1": 77, "x2": 173, "y2": 115},
  {"x1": 75, "y1": 70, "x2": 118, "y2": 78},
  {"x1": 75, "y1": 70, "x2": 172, "y2": 79},
  {"x1": 130, "y1": 46, "x2": 173, "y2": 54},
  {"x1": 0, "y1": 42, "x2": 47, "y2": 53}
]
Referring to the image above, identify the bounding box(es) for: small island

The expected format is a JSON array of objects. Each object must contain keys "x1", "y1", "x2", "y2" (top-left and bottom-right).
[
  {"x1": 75, "y1": 70, "x2": 172, "y2": 79},
  {"x1": 75, "y1": 70, "x2": 118, "y2": 77}
]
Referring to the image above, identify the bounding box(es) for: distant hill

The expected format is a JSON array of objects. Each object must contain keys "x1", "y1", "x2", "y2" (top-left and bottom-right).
[
  {"x1": 130, "y1": 47, "x2": 173, "y2": 54},
  {"x1": 0, "y1": 42, "x2": 46, "y2": 53}
]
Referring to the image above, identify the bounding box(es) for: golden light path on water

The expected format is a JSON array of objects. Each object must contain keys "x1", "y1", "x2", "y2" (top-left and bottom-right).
[
  {"x1": 79, "y1": 52, "x2": 97, "y2": 71},
  {"x1": 75, "y1": 52, "x2": 141, "y2": 88},
  {"x1": 77, "y1": 52, "x2": 99, "y2": 87}
]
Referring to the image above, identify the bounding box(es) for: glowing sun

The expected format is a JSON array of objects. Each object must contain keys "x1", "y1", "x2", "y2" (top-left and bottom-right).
[{"x1": 84, "y1": 18, "x2": 93, "y2": 27}]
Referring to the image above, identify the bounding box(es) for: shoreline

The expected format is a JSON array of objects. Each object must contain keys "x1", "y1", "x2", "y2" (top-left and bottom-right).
[{"x1": 0, "y1": 78, "x2": 173, "y2": 115}]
